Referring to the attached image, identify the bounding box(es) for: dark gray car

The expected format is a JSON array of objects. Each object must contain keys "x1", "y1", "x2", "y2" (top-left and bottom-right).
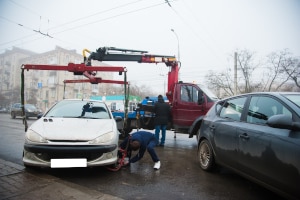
[
  {"x1": 11, "y1": 103, "x2": 42, "y2": 119},
  {"x1": 197, "y1": 92, "x2": 300, "y2": 200}
]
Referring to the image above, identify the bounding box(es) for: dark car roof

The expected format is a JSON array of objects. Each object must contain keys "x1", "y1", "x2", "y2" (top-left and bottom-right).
[
  {"x1": 219, "y1": 92, "x2": 300, "y2": 116},
  {"x1": 221, "y1": 92, "x2": 299, "y2": 101}
]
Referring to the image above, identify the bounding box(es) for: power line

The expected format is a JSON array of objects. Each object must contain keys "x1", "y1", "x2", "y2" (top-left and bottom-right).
[
  {"x1": 48, "y1": 1, "x2": 168, "y2": 35},
  {"x1": 0, "y1": 0, "x2": 174, "y2": 51},
  {"x1": 167, "y1": 1, "x2": 225, "y2": 66}
]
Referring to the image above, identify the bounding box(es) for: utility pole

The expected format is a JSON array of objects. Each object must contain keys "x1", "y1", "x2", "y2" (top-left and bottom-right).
[{"x1": 234, "y1": 52, "x2": 237, "y2": 95}]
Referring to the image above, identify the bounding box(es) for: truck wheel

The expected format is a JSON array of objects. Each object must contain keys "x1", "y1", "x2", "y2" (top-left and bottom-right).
[{"x1": 197, "y1": 139, "x2": 215, "y2": 171}]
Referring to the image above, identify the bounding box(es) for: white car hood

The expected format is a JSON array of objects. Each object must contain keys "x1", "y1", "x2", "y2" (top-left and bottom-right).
[{"x1": 29, "y1": 118, "x2": 114, "y2": 141}]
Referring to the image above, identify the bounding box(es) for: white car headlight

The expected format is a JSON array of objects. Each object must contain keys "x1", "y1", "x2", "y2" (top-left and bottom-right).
[
  {"x1": 89, "y1": 131, "x2": 115, "y2": 144},
  {"x1": 26, "y1": 129, "x2": 47, "y2": 143}
]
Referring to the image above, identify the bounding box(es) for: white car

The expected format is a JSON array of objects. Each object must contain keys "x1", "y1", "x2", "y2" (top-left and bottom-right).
[{"x1": 23, "y1": 99, "x2": 121, "y2": 168}]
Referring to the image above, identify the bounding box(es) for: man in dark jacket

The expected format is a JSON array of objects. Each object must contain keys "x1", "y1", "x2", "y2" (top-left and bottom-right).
[
  {"x1": 153, "y1": 94, "x2": 171, "y2": 147},
  {"x1": 120, "y1": 131, "x2": 161, "y2": 169}
]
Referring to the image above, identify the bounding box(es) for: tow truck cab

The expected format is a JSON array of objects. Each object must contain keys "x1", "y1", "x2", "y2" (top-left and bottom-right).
[{"x1": 170, "y1": 82, "x2": 218, "y2": 134}]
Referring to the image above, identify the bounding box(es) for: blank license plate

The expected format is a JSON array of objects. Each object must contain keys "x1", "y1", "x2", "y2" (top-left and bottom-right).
[{"x1": 51, "y1": 158, "x2": 87, "y2": 168}]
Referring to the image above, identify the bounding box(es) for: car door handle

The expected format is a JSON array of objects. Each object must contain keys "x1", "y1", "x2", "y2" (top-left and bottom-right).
[
  {"x1": 239, "y1": 133, "x2": 249, "y2": 140},
  {"x1": 209, "y1": 125, "x2": 215, "y2": 131}
]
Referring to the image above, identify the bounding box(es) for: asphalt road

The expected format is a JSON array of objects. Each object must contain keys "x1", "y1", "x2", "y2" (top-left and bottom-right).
[{"x1": 0, "y1": 113, "x2": 284, "y2": 200}]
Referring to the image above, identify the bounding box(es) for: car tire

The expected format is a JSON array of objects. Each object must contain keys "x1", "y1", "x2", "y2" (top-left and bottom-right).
[{"x1": 197, "y1": 139, "x2": 215, "y2": 171}]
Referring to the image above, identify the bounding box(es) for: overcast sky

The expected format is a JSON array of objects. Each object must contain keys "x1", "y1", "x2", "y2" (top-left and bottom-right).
[{"x1": 1, "y1": 0, "x2": 299, "y2": 94}]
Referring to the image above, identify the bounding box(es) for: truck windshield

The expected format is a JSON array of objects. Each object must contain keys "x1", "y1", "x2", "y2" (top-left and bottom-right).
[{"x1": 198, "y1": 85, "x2": 219, "y2": 101}]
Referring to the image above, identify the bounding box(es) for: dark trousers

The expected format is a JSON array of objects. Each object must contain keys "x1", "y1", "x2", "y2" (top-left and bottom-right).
[{"x1": 147, "y1": 138, "x2": 159, "y2": 162}]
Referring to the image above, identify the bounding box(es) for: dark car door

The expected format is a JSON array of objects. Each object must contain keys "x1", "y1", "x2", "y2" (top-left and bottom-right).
[
  {"x1": 238, "y1": 95, "x2": 300, "y2": 197},
  {"x1": 211, "y1": 96, "x2": 247, "y2": 168}
]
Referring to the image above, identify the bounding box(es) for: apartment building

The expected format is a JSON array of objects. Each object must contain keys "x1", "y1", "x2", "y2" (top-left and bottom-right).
[{"x1": 0, "y1": 46, "x2": 115, "y2": 112}]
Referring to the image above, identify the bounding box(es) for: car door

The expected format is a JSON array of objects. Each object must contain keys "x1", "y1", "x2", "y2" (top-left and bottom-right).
[
  {"x1": 172, "y1": 84, "x2": 203, "y2": 127},
  {"x1": 172, "y1": 84, "x2": 215, "y2": 128},
  {"x1": 237, "y1": 95, "x2": 300, "y2": 195},
  {"x1": 211, "y1": 96, "x2": 247, "y2": 168}
]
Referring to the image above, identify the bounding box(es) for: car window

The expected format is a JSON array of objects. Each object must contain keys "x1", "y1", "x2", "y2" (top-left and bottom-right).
[
  {"x1": 247, "y1": 96, "x2": 292, "y2": 124},
  {"x1": 25, "y1": 104, "x2": 37, "y2": 109},
  {"x1": 13, "y1": 104, "x2": 21, "y2": 108},
  {"x1": 219, "y1": 97, "x2": 247, "y2": 121},
  {"x1": 45, "y1": 101, "x2": 110, "y2": 119}
]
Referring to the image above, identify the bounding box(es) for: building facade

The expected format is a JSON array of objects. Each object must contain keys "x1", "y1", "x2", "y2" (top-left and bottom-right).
[{"x1": 0, "y1": 46, "x2": 118, "y2": 112}]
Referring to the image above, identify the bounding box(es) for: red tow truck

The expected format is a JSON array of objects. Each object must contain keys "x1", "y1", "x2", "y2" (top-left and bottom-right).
[
  {"x1": 83, "y1": 47, "x2": 218, "y2": 138},
  {"x1": 21, "y1": 47, "x2": 218, "y2": 138}
]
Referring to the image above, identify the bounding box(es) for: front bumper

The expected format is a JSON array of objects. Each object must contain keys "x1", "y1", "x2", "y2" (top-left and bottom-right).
[
  {"x1": 24, "y1": 144, "x2": 117, "y2": 153},
  {"x1": 23, "y1": 144, "x2": 118, "y2": 167}
]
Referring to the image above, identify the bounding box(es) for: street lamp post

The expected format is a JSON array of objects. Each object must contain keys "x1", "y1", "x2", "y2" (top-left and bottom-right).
[{"x1": 171, "y1": 29, "x2": 180, "y2": 61}]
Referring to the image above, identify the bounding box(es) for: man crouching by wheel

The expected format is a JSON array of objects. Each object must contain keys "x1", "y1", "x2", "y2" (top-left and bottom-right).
[{"x1": 120, "y1": 130, "x2": 161, "y2": 170}]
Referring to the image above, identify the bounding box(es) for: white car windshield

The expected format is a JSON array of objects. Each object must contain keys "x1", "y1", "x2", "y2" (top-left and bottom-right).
[{"x1": 45, "y1": 100, "x2": 111, "y2": 119}]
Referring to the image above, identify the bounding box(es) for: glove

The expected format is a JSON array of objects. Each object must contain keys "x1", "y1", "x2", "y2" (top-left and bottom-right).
[{"x1": 124, "y1": 157, "x2": 130, "y2": 165}]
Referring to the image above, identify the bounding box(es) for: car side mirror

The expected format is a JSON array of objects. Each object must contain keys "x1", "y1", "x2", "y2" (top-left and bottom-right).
[{"x1": 267, "y1": 114, "x2": 300, "y2": 131}]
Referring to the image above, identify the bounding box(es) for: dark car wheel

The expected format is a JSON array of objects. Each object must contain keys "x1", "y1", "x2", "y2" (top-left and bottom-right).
[{"x1": 198, "y1": 139, "x2": 215, "y2": 171}]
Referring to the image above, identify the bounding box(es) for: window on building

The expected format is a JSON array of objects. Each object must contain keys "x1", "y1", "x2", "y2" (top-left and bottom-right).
[
  {"x1": 51, "y1": 89, "x2": 56, "y2": 98},
  {"x1": 129, "y1": 102, "x2": 136, "y2": 111},
  {"x1": 111, "y1": 102, "x2": 116, "y2": 111},
  {"x1": 45, "y1": 90, "x2": 49, "y2": 99}
]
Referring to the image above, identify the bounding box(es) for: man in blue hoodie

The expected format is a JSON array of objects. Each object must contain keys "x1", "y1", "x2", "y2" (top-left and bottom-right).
[{"x1": 120, "y1": 131, "x2": 161, "y2": 169}]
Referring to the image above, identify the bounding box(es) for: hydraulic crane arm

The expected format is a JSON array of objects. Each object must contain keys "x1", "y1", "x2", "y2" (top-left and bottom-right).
[
  {"x1": 83, "y1": 47, "x2": 179, "y2": 102},
  {"x1": 63, "y1": 78, "x2": 128, "y2": 85},
  {"x1": 84, "y1": 47, "x2": 176, "y2": 65},
  {"x1": 22, "y1": 63, "x2": 127, "y2": 84}
]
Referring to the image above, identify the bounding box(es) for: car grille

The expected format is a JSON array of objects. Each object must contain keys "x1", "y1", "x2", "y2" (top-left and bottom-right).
[{"x1": 35, "y1": 152, "x2": 103, "y2": 162}]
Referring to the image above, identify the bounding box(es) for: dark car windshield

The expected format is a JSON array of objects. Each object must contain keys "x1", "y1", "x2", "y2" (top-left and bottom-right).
[
  {"x1": 282, "y1": 94, "x2": 300, "y2": 108},
  {"x1": 45, "y1": 100, "x2": 110, "y2": 119}
]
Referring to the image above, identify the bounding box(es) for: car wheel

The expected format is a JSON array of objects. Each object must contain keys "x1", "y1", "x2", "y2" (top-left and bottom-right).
[
  {"x1": 11, "y1": 112, "x2": 16, "y2": 119},
  {"x1": 197, "y1": 139, "x2": 215, "y2": 171}
]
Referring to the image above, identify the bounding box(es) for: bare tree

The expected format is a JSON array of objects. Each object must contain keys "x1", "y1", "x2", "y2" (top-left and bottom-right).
[
  {"x1": 263, "y1": 49, "x2": 294, "y2": 91},
  {"x1": 205, "y1": 49, "x2": 259, "y2": 97},
  {"x1": 277, "y1": 50, "x2": 300, "y2": 89},
  {"x1": 236, "y1": 49, "x2": 259, "y2": 93},
  {"x1": 205, "y1": 68, "x2": 235, "y2": 97}
]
